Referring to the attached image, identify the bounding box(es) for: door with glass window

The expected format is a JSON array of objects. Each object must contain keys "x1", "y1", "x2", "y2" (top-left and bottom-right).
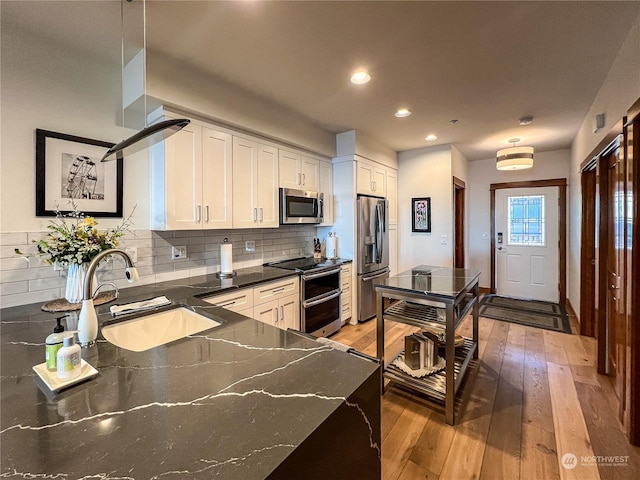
[{"x1": 495, "y1": 187, "x2": 559, "y2": 302}]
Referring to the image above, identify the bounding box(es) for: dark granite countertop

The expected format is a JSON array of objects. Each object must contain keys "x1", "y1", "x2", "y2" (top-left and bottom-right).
[
  {"x1": 0, "y1": 265, "x2": 379, "y2": 479},
  {"x1": 374, "y1": 265, "x2": 481, "y2": 300}
]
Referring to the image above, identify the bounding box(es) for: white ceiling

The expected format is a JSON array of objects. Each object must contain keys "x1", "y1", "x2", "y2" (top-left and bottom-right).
[{"x1": 5, "y1": 1, "x2": 640, "y2": 160}]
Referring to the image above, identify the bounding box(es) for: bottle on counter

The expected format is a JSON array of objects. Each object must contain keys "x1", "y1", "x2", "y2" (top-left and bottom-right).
[
  {"x1": 45, "y1": 317, "x2": 66, "y2": 371},
  {"x1": 56, "y1": 335, "x2": 81, "y2": 380}
]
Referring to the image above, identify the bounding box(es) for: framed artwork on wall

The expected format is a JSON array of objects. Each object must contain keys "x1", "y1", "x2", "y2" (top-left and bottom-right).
[
  {"x1": 411, "y1": 197, "x2": 431, "y2": 233},
  {"x1": 35, "y1": 129, "x2": 123, "y2": 217}
]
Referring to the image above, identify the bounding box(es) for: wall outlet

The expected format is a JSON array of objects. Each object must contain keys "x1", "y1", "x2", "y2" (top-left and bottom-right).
[
  {"x1": 481, "y1": 232, "x2": 489, "y2": 240},
  {"x1": 441, "y1": 235, "x2": 447, "y2": 245},
  {"x1": 124, "y1": 247, "x2": 138, "y2": 262},
  {"x1": 245, "y1": 240, "x2": 256, "y2": 252},
  {"x1": 172, "y1": 245, "x2": 187, "y2": 260}
]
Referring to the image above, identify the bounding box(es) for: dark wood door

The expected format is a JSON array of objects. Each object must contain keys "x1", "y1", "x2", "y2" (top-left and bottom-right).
[
  {"x1": 604, "y1": 143, "x2": 626, "y2": 411},
  {"x1": 453, "y1": 178, "x2": 465, "y2": 269}
]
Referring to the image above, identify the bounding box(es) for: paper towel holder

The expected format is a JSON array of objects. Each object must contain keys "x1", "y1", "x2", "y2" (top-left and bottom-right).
[{"x1": 216, "y1": 238, "x2": 237, "y2": 279}]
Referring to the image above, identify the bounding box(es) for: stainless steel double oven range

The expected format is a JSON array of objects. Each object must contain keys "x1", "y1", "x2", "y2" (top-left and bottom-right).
[{"x1": 267, "y1": 257, "x2": 345, "y2": 337}]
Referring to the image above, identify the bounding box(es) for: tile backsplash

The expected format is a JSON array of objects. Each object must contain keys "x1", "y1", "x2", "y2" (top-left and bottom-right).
[{"x1": 0, "y1": 226, "x2": 316, "y2": 308}]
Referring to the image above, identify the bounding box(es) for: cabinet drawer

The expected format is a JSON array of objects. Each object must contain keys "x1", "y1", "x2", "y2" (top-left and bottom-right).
[
  {"x1": 203, "y1": 288, "x2": 254, "y2": 313},
  {"x1": 254, "y1": 276, "x2": 299, "y2": 304}
]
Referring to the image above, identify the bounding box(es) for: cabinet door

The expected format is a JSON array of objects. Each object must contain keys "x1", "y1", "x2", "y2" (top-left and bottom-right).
[
  {"x1": 318, "y1": 161, "x2": 333, "y2": 225},
  {"x1": 280, "y1": 293, "x2": 300, "y2": 331},
  {"x1": 253, "y1": 299, "x2": 278, "y2": 327},
  {"x1": 202, "y1": 128, "x2": 233, "y2": 228},
  {"x1": 386, "y1": 168, "x2": 398, "y2": 225},
  {"x1": 279, "y1": 150, "x2": 301, "y2": 189},
  {"x1": 232, "y1": 137, "x2": 258, "y2": 228},
  {"x1": 389, "y1": 224, "x2": 398, "y2": 277},
  {"x1": 165, "y1": 123, "x2": 202, "y2": 230},
  {"x1": 256, "y1": 144, "x2": 279, "y2": 227},
  {"x1": 373, "y1": 166, "x2": 386, "y2": 196},
  {"x1": 356, "y1": 162, "x2": 375, "y2": 195},
  {"x1": 300, "y1": 156, "x2": 319, "y2": 191}
]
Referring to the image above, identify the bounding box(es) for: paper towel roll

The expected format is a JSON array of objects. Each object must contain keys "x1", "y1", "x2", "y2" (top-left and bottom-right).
[
  {"x1": 220, "y1": 243, "x2": 233, "y2": 274},
  {"x1": 326, "y1": 236, "x2": 338, "y2": 259}
]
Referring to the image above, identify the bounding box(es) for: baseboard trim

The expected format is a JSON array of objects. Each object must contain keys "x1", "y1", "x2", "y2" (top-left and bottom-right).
[{"x1": 479, "y1": 287, "x2": 492, "y2": 295}]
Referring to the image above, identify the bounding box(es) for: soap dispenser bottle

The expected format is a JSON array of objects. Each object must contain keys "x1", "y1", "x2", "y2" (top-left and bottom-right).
[
  {"x1": 45, "y1": 317, "x2": 66, "y2": 371},
  {"x1": 57, "y1": 335, "x2": 81, "y2": 380}
]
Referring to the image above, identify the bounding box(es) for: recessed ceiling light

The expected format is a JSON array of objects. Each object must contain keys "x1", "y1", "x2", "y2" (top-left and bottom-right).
[
  {"x1": 395, "y1": 108, "x2": 411, "y2": 118},
  {"x1": 519, "y1": 116, "x2": 533, "y2": 126},
  {"x1": 425, "y1": 134, "x2": 438, "y2": 141},
  {"x1": 350, "y1": 71, "x2": 371, "y2": 85},
  {"x1": 449, "y1": 119, "x2": 459, "y2": 124}
]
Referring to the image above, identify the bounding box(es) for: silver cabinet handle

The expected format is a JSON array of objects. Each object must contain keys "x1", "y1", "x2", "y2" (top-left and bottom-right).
[
  {"x1": 280, "y1": 305, "x2": 284, "y2": 322},
  {"x1": 196, "y1": 205, "x2": 202, "y2": 223},
  {"x1": 253, "y1": 208, "x2": 257, "y2": 222},
  {"x1": 205, "y1": 205, "x2": 210, "y2": 223},
  {"x1": 260, "y1": 207, "x2": 264, "y2": 222},
  {"x1": 274, "y1": 307, "x2": 279, "y2": 325},
  {"x1": 219, "y1": 300, "x2": 236, "y2": 307},
  {"x1": 298, "y1": 173, "x2": 302, "y2": 185},
  {"x1": 272, "y1": 287, "x2": 285, "y2": 293},
  {"x1": 302, "y1": 173, "x2": 306, "y2": 185}
]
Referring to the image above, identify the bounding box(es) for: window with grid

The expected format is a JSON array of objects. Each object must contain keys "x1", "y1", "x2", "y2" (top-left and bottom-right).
[{"x1": 507, "y1": 195, "x2": 545, "y2": 246}]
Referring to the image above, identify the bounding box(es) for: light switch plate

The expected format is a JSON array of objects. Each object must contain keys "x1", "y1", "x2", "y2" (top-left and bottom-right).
[{"x1": 172, "y1": 245, "x2": 187, "y2": 260}]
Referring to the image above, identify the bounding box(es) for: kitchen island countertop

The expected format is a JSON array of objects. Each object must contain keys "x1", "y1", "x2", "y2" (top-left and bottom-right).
[{"x1": 0, "y1": 265, "x2": 380, "y2": 479}]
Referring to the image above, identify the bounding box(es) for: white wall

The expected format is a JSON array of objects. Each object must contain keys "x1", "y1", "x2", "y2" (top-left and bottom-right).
[
  {"x1": 147, "y1": 52, "x2": 336, "y2": 158},
  {"x1": 467, "y1": 149, "x2": 571, "y2": 288},
  {"x1": 568, "y1": 13, "x2": 640, "y2": 314},
  {"x1": 397, "y1": 145, "x2": 453, "y2": 272},
  {"x1": 451, "y1": 145, "x2": 470, "y2": 267},
  {"x1": 0, "y1": 20, "x2": 145, "y2": 234}
]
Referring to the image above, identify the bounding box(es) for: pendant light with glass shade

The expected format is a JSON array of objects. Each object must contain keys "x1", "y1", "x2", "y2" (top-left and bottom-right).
[{"x1": 496, "y1": 138, "x2": 534, "y2": 170}]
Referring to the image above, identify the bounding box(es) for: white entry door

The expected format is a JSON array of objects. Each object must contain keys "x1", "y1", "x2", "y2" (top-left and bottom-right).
[{"x1": 495, "y1": 187, "x2": 559, "y2": 302}]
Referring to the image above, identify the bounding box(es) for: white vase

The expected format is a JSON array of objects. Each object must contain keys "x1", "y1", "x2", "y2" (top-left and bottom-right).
[{"x1": 65, "y1": 263, "x2": 96, "y2": 304}]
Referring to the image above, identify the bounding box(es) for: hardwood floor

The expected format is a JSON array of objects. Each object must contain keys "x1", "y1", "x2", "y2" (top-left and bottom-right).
[{"x1": 331, "y1": 311, "x2": 640, "y2": 480}]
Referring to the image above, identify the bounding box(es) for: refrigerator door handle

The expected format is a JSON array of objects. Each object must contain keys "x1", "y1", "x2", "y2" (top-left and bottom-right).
[
  {"x1": 375, "y1": 203, "x2": 383, "y2": 263},
  {"x1": 361, "y1": 268, "x2": 389, "y2": 282}
]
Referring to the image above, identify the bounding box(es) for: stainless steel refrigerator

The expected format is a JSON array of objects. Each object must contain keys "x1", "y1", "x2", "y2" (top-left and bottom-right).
[{"x1": 357, "y1": 195, "x2": 389, "y2": 322}]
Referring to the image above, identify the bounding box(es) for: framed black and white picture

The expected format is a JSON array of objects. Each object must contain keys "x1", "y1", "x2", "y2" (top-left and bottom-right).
[
  {"x1": 411, "y1": 197, "x2": 431, "y2": 233},
  {"x1": 35, "y1": 129, "x2": 123, "y2": 217}
]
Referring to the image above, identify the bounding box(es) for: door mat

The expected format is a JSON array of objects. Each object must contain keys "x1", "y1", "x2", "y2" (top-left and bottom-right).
[{"x1": 479, "y1": 294, "x2": 571, "y2": 334}]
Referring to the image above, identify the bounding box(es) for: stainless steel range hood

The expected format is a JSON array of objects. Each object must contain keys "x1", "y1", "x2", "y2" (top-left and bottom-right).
[{"x1": 100, "y1": 118, "x2": 189, "y2": 162}]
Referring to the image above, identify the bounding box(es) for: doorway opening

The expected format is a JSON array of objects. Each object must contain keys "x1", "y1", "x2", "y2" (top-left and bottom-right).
[
  {"x1": 453, "y1": 177, "x2": 465, "y2": 269},
  {"x1": 489, "y1": 178, "x2": 567, "y2": 304}
]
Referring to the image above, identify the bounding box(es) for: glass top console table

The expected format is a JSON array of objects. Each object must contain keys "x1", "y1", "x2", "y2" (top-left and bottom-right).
[{"x1": 374, "y1": 265, "x2": 481, "y2": 425}]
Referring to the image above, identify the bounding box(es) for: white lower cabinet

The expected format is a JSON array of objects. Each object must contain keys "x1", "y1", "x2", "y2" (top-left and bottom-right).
[
  {"x1": 253, "y1": 277, "x2": 300, "y2": 330},
  {"x1": 340, "y1": 264, "x2": 352, "y2": 322},
  {"x1": 201, "y1": 288, "x2": 254, "y2": 313},
  {"x1": 203, "y1": 276, "x2": 300, "y2": 330}
]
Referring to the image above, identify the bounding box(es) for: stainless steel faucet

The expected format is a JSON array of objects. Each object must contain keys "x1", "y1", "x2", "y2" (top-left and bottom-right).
[
  {"x1": 78, "y1": 248, "x2": 139, "y2": 346},
  {"x1": 82, "y1": 248, "x2": 138, "y2": 301}
]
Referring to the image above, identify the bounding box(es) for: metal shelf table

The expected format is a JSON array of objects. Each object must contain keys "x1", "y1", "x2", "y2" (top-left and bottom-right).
[{"x1": 374, "y1": 265, "x2": 480, "y2": 425}]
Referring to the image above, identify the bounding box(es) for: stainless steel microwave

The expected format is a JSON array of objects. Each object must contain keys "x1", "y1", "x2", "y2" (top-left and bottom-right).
[{"x1": 279, "y1": 188, "x2": 323, "y2": 225}]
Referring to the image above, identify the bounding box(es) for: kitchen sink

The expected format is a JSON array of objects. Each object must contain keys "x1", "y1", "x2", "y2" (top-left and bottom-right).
[{"x1": 101, "y1": 307, "x2": 220, "y2": 352}]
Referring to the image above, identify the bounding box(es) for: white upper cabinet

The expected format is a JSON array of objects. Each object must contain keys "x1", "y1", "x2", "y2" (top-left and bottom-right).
[
  {"x1": 279, "y1": 149, "x2": 319, "y2": 191},
  {"x1": 356, "y1": 161, "x2": 386, "y2": 197},
  {"x1": 233, "y1": 137, "x2": 279, "y2": 228},
  {"x1": 150, "y1": 120, "x2": 232, "y2": 230},
  {"x1": 386, "y1": 168, "x2": 398, "y2": 225},
  {"x1": 202, "y1": 127, "x2": 233, "y2": 228},
  {"x1": 318, "y1": 160, "x2": 333, "y2": 225}
]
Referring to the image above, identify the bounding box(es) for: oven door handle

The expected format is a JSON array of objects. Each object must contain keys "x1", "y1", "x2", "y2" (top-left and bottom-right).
[
  {"x1": 302, "y1": 267, "x2": 342, "y2": 281},
  {"x1": 303, "y1": 289, "x2": 341, "y2": 308}
]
